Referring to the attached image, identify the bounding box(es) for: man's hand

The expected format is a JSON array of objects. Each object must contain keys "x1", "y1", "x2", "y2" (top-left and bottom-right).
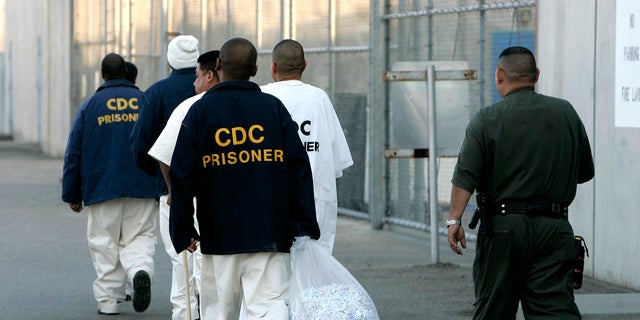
[
  {"x1": 447, "y1": 224, "x2": 467, "y2": 255},
  {"x1": 448, "y1": 185, "x2": 472, "y2": 255},
  {"x1": 186, "y1": 238, "x2": 199, "y2": 253},
  {"x1": 69, "y1": 202, "x2": 83, "y2": 213}
]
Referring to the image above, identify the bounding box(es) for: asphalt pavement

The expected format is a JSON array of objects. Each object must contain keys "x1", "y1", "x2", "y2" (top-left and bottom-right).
[{"x1": 1, "y1": 143, "x2": 639, "y2": 320}]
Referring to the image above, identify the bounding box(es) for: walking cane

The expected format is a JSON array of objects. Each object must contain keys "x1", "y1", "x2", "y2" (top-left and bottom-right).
[{"x1": 183, "y1": 250, "x2": 192, "y2": 320}]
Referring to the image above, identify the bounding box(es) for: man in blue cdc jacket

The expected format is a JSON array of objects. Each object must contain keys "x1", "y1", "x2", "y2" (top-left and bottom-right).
[
  {"x1": 62, "y1": 53, "x2": 158, "y2": 315},
  {"x1": 169, "y1": 38, "x2": 320, "y2": 320}
]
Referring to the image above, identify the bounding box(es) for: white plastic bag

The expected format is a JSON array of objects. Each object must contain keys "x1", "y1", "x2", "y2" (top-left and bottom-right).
[{"x1": 289, "y1": 236, "x2": 380, "y2": 320}]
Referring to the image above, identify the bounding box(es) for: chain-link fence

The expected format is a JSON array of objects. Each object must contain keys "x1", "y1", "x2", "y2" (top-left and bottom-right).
[
  {"x1": 70, "y1": 0, "x2": 535, "y2": 232},
  {"x1": 381, "y1": 0, "x2": 535, "y2": 233}
]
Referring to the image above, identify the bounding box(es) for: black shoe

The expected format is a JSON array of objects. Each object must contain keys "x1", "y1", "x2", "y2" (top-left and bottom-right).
[
  {"x1": 117, "y1": 295, "x2": 131, "y2": 304},
  {"x1": 132, "y1": 270, "x2": 151, "y2": 312},
  {"x1": 97, "y1": 310, "x2": 119, "y2": 316}
]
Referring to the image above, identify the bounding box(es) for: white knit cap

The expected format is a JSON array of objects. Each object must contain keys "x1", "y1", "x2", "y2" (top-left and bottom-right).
[{"x1": 167, "y1": 35, "x2": 199, "y2": 69}]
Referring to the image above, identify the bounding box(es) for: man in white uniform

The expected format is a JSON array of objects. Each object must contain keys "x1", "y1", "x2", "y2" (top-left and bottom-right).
[
  {"x1": 147, "y1": 50, "x2": 221, "y2": 317},
  {"x1": 261, "y1": 39, "x2": 354, "y2": 253}
]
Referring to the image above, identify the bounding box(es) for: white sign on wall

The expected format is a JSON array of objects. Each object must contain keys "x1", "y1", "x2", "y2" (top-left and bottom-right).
[{"x1": 615, "y1": 0, "x2": 640, "y2": 128}]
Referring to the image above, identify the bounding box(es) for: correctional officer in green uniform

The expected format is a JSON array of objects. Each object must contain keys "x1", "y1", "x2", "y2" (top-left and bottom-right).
[{"x1": 447, "y1": 46, "x2": 594, "y2": 320}]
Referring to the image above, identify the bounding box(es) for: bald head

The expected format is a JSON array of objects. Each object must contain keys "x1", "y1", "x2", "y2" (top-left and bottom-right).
[
  {"x1": 272, "y1": 39, "x2": 306, "y2": 78},
  {"x1": 219, "y1": 38, "x2": 258, "y2": 81},
  {"x1": 497, "y1": 46, "x2": 538, "y2": 83}
]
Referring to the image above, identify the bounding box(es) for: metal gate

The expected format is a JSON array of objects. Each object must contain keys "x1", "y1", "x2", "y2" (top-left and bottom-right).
[{"x1": 368, "y1": 0, "x2": 536, "y2": 237}]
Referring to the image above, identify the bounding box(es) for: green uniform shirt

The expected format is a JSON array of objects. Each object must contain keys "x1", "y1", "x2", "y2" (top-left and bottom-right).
[{"x1": 452, "y1": 87, "x2": 594, "y2": 205}]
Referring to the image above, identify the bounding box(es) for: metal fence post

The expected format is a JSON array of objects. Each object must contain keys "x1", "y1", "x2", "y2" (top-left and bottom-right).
[
  {"x1": 368, "y1": 0, "x2": 387, "y2": 230},
  {"x1": 427, "y1": 64, "x2": 439, "y2": 264},
  {"x1": 383, "y1": 67, "x2": 477, "y2": 263}
]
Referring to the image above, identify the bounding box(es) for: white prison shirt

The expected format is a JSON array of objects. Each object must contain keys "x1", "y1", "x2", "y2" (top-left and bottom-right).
[
  {"x1": 261, "y1": 80, "x2": 353, "y2": 202},
  {"x1": 148, "y1": 92, "x2": 206, "y2": 166}
]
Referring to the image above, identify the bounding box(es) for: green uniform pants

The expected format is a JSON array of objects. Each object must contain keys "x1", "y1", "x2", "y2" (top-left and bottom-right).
[{"x1": 472, "y1": 214, "x2": 581, "y2": 320}]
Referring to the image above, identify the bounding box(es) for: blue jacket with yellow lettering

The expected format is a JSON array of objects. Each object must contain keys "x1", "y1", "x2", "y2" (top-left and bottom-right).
[
  {"x1": 130, "y1": 67, "x2": 197, "y2": 196},
  {"x1": 169, "y1": 81, "x2": 321, "y2": 255},
  {"x1": 62, "y1": 79, "x2": 157, "y2": 206}
]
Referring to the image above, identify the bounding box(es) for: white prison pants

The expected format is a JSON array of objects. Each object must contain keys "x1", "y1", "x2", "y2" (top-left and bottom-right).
[
  {"x1": 87, "y1": 197, "x2": 157, "y2": 305},
  {"x1": 316, "y1": 198, "x2": 338, "y2": 254},
  {"x1": 159, "y1": 195, "x2": 201, "y2": 320},
  {"x1": 200, "y1": 252, "x2": 290, "y2": 320}
]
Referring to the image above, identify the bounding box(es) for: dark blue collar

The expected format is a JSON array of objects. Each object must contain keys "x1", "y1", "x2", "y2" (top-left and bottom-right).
[
  {"x1": 204, "y1": 81, "x2": 261, "y2": 97},
  {"x1": 96, "y1": 78, "x2": 138, "y2": 92},
  {"x1": 170, "y1": 67, "x2": 197, "y2": 76}
]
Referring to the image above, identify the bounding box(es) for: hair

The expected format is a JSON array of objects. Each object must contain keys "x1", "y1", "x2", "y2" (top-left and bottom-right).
[
  {"x1": 125, "y1": 61, "x2": 138, "y2": 84},
  {"x1": 497, "y1": 46, "x2": 538, "y2": 83},
  {"x1": 197, "y1": 50, "x2": 220, "y2": 81},
  {"x1": 219, "y1": 38, "x2": 257, "y2": 80},
  {"x1": 101, "y1": 53, "x2": 127, "y2": 81},
  {"x1": 272, "y1": 39, "x2": 305, "y2": 75}
]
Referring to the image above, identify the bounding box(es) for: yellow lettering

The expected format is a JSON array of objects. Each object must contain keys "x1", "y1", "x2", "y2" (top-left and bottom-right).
[
  {"x1": 116, "y1": 98, "x2": 128, "y2": 111},
  {"x1": 274, "y1": 149, "x2": 284, "y2": 162},
  {"x1": 201, "y1": 148, "x2": 285, "y2": 167},
  {"x1": 263, "y1": 149, "x2": 272, "y2": 161},
  {"x1": 129, "y1": 98, "x2": 138, "y2": 110},
  {"x1": 249, "y1": 125, "x2": 264, "y2": 144},
  {"x1": 106, "y1": 98, "x2": 117, "y2": 110},
  {"x1": 215, "y1": 128, "x2": 231, "y2": 147},
  {"x1": 211, "y1": 154, "x2": 220, "y2": 166},
  {"x1": 214, "y1": 125, "x2": 265, "y2": 147},
  {"x1": 239, "y1": 150, "x2": 250, "y2": 163},
  {"x1": 251, "y1": 149, "x2": 262, "y2": 162},
  {"x1": 95, "y1": 113, "x2": 138, "y2": 126},
  {"x1": 227, "y1": 151, "x2": 237, "y2": 165},
  {"x1": 202, "y1": 155, "x2": 211, "y2": 168},
  {"x1": 106, "y1": 98, "x2": 139, "y2": 111},
  {"x1": 232, "y1": 127, "x2": 247, "y2": 145}
]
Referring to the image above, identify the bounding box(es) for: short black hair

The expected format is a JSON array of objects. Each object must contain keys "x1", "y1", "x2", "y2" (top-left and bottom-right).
[
  {"x1": 101, "y1": 53, "x2": 126, "y2": 81},
  {"x1": 198, "y1": 50, "x2": 220, "y2": 80},
  {"x1": 125, "y1": 61, "x2": 138, "y2": 84},
  {"x1": 219, "y1": 38, "x2": 257, "y2": 80},
  {"x1": 272, "y1": 39, "x2": 305, "y2": 75},
  {"x1": 497, "y1": 46, "x2": 537, "y2": 83},
  {"x1": 498, "y1": 46, "x2": 535, "y2": 59}
]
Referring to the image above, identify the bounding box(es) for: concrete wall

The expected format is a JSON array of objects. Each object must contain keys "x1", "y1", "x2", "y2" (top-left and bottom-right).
[
  {"x1": 3, "y1": 0, "x2": 71, "y2": 156},
  {"x1": 537, "y1": 0, "x2": 640, "y2": 290}
]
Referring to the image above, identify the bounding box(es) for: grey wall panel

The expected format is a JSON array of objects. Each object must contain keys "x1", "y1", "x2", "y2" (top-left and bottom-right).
[
  {"x1": 594, "y1": 0, "x2": 640, "y2": 290},
  {"x1": 538, "y1": 0, "x2": 640, "y2": 291}
]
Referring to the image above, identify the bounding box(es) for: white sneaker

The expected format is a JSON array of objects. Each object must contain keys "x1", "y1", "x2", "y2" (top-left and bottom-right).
[{"x1": 98, "y1": 300, "x2": 119, "y2": 315}]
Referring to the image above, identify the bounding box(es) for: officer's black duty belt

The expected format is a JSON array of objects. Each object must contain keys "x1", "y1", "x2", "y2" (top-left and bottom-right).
[{"x1": 488, "y1": 201, "x2": 568, "y2": 219}]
